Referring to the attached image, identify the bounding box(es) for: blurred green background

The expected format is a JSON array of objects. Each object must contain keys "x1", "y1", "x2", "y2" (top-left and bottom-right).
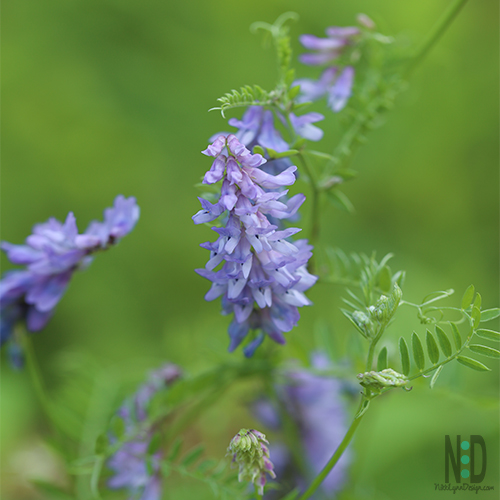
[{"x1": 1, "y1": 0, "x2": 498, "y2": 499}]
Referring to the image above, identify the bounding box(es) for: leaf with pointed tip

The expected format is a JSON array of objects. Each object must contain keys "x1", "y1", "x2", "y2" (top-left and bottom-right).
[
  {"x1": 430, "y1": 365, "x2": 444, "y2": 389},
  {"x1": 456, "y1": 356, "x2": 490, "y2": 371},
  {"x1": 326, "y1": 189, "x2": 355, "y2": 213},
  {"x1": 355, "y1": 399, "x2": 370, "y2": 419},
  {"x1": 182, "y1": 445, "x2": 204, "y2": 467},
  {"x1": 94, "y1": 433, "x2": 108, "y2": 455},
  {"x1": 378, "y1": 266, "x2": 392, "y2": 293},
  {"x1": 399, "y1": 337, "x2": 410, "y2": 376},
  {"x1": 480, "y1": 308, "x2": 500, "y2": 322},
  {"x1": 472, "y1": 307, "x2": 481, "y2": 329},
  {"x1": 147, "y1": 432, "x2": 162, "y2": 455},
  {"x1": 473, "y1": 293, "x2": 482, "y2": 310},
  {"x1": 450, "y1": 322, "x2": 462, "y2": 350},
  {"x1": 377, "y1": 347, "x2": 388, "y2": 371},
  {"x1": 341, "y1": 309, "x2": 367, "y2": 337},
  {"x1": 110, "y1": 416, "x2": 126, "y2": 440},
  {"x1": 281, "y1": 488, "x2": 301, "y2": 500},
  {"x1": 426, "y1": 331, "x2": 440, "y2": 364},
  {"x1": 475, "y1": 329, "x2": 500, "y2": 342},
  {"x1": 168, "y1": 438, "x2": 183, "y2": 462},
  {"x1": 468, "y1": 344, "x2": 500, "y2": 359},
  {"x1": 412, "y1": 332, "x2": 425, "y2": 370},
  {"x1": 461, "y1": 285, "x2": 475, "y2": 310},
  {"x1": 435, "y1": 326, "x2": 452, "y2": 357}
]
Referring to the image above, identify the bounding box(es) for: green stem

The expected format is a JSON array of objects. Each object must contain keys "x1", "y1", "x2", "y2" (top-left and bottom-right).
[
  {"x1": 255, "y1": 488, "x2": 263, "y2": 500},
  {"x1": 297, "y1": 153, "x2": 321, "y2": 248},
  {"x1": 297, "y1": 399, "x2": 367, "y2": 500},
  {"x1": 405, "y1": 0, "x2": 470, "y2": 76},
  {"x1": 19, "y1": 328, "x2": 55, "y2": 423}
]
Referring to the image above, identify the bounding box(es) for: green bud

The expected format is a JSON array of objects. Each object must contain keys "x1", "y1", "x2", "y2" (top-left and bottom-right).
[
  {"x1": 357, "y1": 368, "x2": 408, "y2": 393},
  {"x1": 227, "y1": 429, "x2": 276, "y2": 495}
]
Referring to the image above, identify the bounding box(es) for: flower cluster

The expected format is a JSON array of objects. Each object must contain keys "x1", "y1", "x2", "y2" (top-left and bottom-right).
[
  {"x1": 295, "y1": 16, "x2": 374, "y2": 112},
  {"x1": 193, "y1": 134, "x2": 317, "y2": 356},
  {"x1": 253, "y1": 353, "x2": 351, "y2": 497},
  {"x1": 0, "y1": 195, "x2": 139, "y2": 366},
  {"x1": 227, "y1": 428, "x2": 276, "y2": 495},
  {"x1": 107, "y1": 364, "x2": 181, "y2": 500}
]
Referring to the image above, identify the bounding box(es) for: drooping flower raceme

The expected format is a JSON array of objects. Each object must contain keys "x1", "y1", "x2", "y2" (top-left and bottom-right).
[
  {"x1": 0, "y1": 195, "x2": 139, "y2": 365},
  {"x1": 227, "y1": 428, "x2": 276, "y2": 496},
  {"x1": 193, "y1": 135, "x2": 317, "y2": 357},
  {"x1": 107, "y1": 364, "x2": 181, "y2": 500},
  {"x1": 253, "y1": 353, "x2": 351, "y2": 497}
]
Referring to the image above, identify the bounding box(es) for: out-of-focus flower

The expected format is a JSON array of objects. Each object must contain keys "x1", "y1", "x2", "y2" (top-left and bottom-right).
[
  {"x1": 193, "y1": 135, "x2": 316, "y2": 356},
  {"x1": 295, "y1": 66, "x2": 354, "y2": 113},
  {"x1": 107, "y1": 364, "x2": 181, "y2": 500},
  {"x1": 0, "y1": 195, "x2": 139, "y2": 365},
  {"x1": 253, "y1": 353, "x2": 351, "y2": 498},
  {"x1": 299, "y1": 27, "x2": 359, "y2": 66},
  {"x1": 227, "y1": 428, "x2": 276, "y2": 495}
]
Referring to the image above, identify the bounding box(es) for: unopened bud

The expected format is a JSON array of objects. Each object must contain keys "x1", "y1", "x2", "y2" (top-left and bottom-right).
[
  {"x1": 227, "y1": 429, "x2": 276, "y2": 495},
  {"x1": 357, "y1": 368, "x2": 408, "y2": 392}
]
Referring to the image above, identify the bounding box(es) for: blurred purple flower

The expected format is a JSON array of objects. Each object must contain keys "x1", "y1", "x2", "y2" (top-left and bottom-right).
[
  {"x1": 299, "y1": 26, "x2": 359, "y2": 66},
  {"x1": 0, "y1": 195, "x2": 139, "y2": 365},
  {"x1": 254, "y1": 353, "x2": 351, "y2": 498},
  {"x1": 193, "y1": 135, "x2": 316, "y2": 356},
  {"x1": 295, "y1": 66, "x2": 355, "y2": 113},
  {"x1": 107, "y1": 364, "x2": 181, "y2": 500},
  {"x1": 328, "y1": 66, "x2": 355, "y2": 112}
]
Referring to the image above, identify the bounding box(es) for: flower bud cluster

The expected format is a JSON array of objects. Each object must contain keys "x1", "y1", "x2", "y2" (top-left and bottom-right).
[
  {"x1": 227, "y1": 428, "x2": 276, "y2": 495},
  {"x1": 357, "y1": 368, "x2": 408, "y2": 392}
]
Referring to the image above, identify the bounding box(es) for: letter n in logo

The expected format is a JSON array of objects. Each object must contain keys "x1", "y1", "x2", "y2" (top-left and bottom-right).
[{"x1": 445, "y1": 435, "x2": 461, "y2": 483}]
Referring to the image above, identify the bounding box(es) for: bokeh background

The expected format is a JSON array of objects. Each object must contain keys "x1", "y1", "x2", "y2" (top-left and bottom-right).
[{"x1": 2, "y1": 0, "x2": 498, "y2": 499}]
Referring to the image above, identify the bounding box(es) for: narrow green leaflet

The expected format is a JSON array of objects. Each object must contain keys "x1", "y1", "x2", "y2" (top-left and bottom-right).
[
  {"x1": 468, "y1": 344, "x2": 500, "y2": 359},
  {"x1": 326, "y1": 189, "x2": 355, "y2": 213},
  {"x1": 473, "y1": 293, "x2": 482, "y2": 311},
  {"x1": 435, "y1": 325, "x2": 452, "y2": 357},
  {"x1": 426, "y1": 330, "x2": 440, "y2": 364},
  {"x1": 456, "y1": 356, "x2": 491, "y2": 372},
  {"x1": 450, "y1": 322, "x2": 462, "y2": 350},
  {"x1": 461, "y1": 284, "x2": 475, "y2": 310},
  {"x1": 378, "y1": 265, "x2": 392, "y2": 293},
  {"x1": 430, "y1": 365, "x2": 444, "y2": 389},
  {"x1": 480, "y1": 308, "x2": 500, "y2": 322},
  {"x1": 412, "y1": 332, "x2": 425, "y2": 371},
  {"x1": 182, "y1": 445, "x2": 205, "y2": 467},
  {"x1": 168, "y1": 438, "x2": 183, "y2": 462},
  {"x1": 355, "y1": 399, "x2": 371, "y2": 419},
  {"x1": 472, "y1": 307, "x2": 481, "y2": 329},
  {"x1": 399, "y1": 337, "x2": 410, "y2": 376},
  {"x1": 377, "y1": 347, "x2": 388, "y2": 371},
  {"x1": 475, "y1": 329, "x2": 500, "y2": 342}
]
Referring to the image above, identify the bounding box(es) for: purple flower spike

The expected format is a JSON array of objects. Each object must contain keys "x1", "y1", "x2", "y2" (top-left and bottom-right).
[
  {"x1": 194, "y1": 135, "x2": 317, "y2": 355},
  {"x1": 0, "y1": 195, "x2": 139, "y2": 365},
  {"x1": 328, "y1": 66, "x2": 355, "y2": 112},
  {"x1": 254, "y1": 353, "x2": 351, "y2": 498},
  {"x1": 107, "y1": 364, "x2": 181, "y2": 500}
]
